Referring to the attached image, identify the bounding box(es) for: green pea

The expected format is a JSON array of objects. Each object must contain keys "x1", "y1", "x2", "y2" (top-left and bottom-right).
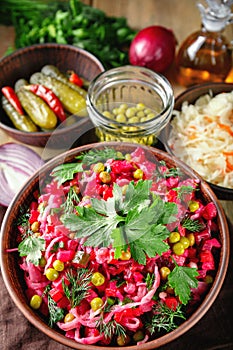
[
  {"x1": 172, "y1": 242, "x2": 185, "y2": 255},
  {"x1": 30, "y1": 295, "x2": 42, "y2": 309}
]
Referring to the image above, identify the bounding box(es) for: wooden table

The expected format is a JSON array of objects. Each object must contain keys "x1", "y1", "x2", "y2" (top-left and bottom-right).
[{"x1": 0, "y1": 1, "x2": 233, "y2": 349}]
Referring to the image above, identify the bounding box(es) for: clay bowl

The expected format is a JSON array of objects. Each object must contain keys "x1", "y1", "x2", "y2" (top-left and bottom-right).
[
  {"x1": 0, "y1": 142, "x2": 230, "y2": 350},
  {"x1": 0, "y1": 43, "x2": 104, "y2": 148},
  {"x1": 161, "y1": 82, "x2": 233, "y2": 200}
]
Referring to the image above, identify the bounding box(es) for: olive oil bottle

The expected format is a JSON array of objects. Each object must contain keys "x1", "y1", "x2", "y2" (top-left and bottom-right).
[{"x1": 176, "y1": 0, "x2": 233, "y2": 87}]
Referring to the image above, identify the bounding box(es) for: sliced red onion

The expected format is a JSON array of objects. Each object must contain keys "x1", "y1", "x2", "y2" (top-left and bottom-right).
[{"x1": 0, "y1": 143, "x2": 44, "y2": 207}]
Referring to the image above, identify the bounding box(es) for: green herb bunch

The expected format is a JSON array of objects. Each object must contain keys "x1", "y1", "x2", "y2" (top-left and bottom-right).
[{"x1": 1, "y1": 0, "x2": 137, "y2": 68}]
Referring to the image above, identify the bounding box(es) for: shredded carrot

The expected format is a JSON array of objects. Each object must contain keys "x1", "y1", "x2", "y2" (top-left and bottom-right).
[
  {"x1": 204, "y1": 116, "x2": 213, "y2": 123},
  {"x1": 188, "y1": 133, "x2": 197, "y2": 140},
  {"x1": 223, "y1": 151, "x2": 233, "y2": 156},
  {"x1": 226, "y1": 158, "x2": 233, "y2": 172},
  {"x1": 217, "y1": 123, "x2": 233, "y2": 137}
]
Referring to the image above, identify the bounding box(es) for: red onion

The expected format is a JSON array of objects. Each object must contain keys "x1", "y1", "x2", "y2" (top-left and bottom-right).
[
  {"x1": 129, "y1": 25, "x2": 177, "y2": 73},
  {"x1": 0, "y1": 143, "x2": 44, "y2": 207}
]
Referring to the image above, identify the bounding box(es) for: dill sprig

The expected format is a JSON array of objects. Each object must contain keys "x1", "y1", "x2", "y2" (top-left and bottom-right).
[
  {"x1": 48, "y1": 294, "x2": 65, "y2": 328},
  {"x1": 62, "y1": 268, "x2": 92, "y2": 308},
  {"x1": 62, "y1": 186, "x2": 80, "y2": 214},
  {"x1": 181, "y1": 217, "x2": 204, "y2": 232},
  {"x1": 155, "y1": 160, "x2": 183, "y2": 179},
  {"x1": 145, "y1": 273, "x2": 155, "y2": 290},
  {"x1": 76, "y1": 147, "x2": 124, "y2": 166},
  {"x1": 16, "y1": 208, "x2": 31, "y2": 238},
  {"x1": 96, "y1": 317, "x2": 126, "y2": 340},
  {"x1": 173, "y1": 185, "x2": 196, "y2": 200},
  {"x1": 147, "y1": 302, "x2": 186, "y2": 334}
]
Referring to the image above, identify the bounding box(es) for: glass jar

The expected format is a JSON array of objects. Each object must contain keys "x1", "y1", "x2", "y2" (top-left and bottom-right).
[{"x1": 86, "y1": 66, "x2": 174, "y2": 146}]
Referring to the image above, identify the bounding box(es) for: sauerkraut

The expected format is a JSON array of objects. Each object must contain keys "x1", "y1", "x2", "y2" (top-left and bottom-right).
[{"x1": 167, "y1": 91, "x2": 233, "y2": 188}]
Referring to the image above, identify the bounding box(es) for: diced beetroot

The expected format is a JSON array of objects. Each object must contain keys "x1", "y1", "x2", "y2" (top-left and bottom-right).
[
  {"x1": 29, "y1": 209, "x2": 39, "y2": 224},
  {"x1": 164, "y1": 297, "x2": 178, "y2": 310},
  {"x1": 194, "y1": 228, "x2": 211, "y2": 244},
  {"x1": 57, "y1": 295, "x2": 70, "y2": 308},
  {"x1": 202, "y1": 238, "x2": 221, "y2": 250},
  {"x1": 200, "y1": 250, "x2": 215, "y2": 270},
  {"x1": 76, "y1": 299, "x2": 90, "y2": 314},
  {"x1": 49, "y1": 288, "x2": 64, "y2": 303},
  {"x1": 130, "y1": 147, "x2": 146, "y2": 163},
  {"x1": 172, "y1": 255, "x2": 186, "y2": 266},
  {"x1": 54, "y1": 225, "x2": 71, "y2": 236},
  {"x1": 85, "y1": 289, "x2": 98, "y2": 302},
  {"x1": 65, "y1": 330, "x2": 75, "y2": 339},
  {"x1": 52, "y1": 273, "x2": 70, "y2": 291},
  {"x1": 187, "y1": 247, "x2": 197, "y2": 259},
  {"x1": 110, "y1": 160, "x2": 135, "y2": 174},
  {"x1": 30, "y1": 201, "x2": 38, "y2": 210},
  {"x1": 57, "y1": 250, "x2": 76, "y2": 262},
  {"x1": 66, "y1": 239, "x2": 79, "y2": 251},
  {"x1": 202, "y1": 202, "x2": 217, "y2": 220}
]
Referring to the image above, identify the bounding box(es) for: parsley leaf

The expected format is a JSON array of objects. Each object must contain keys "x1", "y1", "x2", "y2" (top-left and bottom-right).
[
  {"x1": 50, "y1": 162, "x2": 83, "y2": 185},
  {"x1": 62, "y1": 180, "x2": 178, "y2": 264},
  {"x1": 168, "y1": 265, "x2": 199, "y2": 305},
  {"x1": 62, "y1": 205, "x2": 124, "y2": 247},
  {"x1": 18, "y1": 236, "x2": 45, "y2": 265},
  {"x1": 119, "y1": 179, "x2": 152, "y2": 214},
  {"x1": 126, "y1": 223, "x2": 170, "y2": 265}
]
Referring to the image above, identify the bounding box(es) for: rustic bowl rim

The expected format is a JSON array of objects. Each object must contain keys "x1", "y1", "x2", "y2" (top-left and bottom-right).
[
  {"x1": 161, "y1": 82, "x2": 233, "y2": 200},
  {"x1": 0, "y1": 141, "x2": 230, "y2": 350}
]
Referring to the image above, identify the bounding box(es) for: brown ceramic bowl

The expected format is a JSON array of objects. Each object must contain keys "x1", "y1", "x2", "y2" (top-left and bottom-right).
[
  {"x1": 0, "y1": 142, "x2": 230, "y2": 350},
  {"x1": 0, "y1": 43, "x2": 104, "y2": 148},
  {"x1": 161, "y1": 82, "x2": 233, "y2": 200}
]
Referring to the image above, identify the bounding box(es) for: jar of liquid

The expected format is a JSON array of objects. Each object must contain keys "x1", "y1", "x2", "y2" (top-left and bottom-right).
[
  {"x1": 176, "y1": 0, "x2": 233, "y2": 87},
  {"x1": 86, "y1": 66, "x2": 174, "y2": 146}
]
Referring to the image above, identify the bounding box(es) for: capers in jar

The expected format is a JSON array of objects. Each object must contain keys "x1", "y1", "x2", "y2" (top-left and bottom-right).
[{"x1": 102, "y1": 102, "x2": 157, "y2": 126}]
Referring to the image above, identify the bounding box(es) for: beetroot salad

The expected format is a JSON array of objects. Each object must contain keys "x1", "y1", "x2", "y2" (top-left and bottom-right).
[{"x1": 15, "y1": 146, "x2": 221, "y2": 346}]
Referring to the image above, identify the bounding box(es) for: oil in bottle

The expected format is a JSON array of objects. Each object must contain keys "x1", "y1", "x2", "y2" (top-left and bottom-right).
[{"x1": 176, "y1": 0, "x2": 233, "y2": 87}]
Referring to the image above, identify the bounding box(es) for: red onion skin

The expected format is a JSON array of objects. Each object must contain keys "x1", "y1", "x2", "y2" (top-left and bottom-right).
[
  {"x1": 0, "y1": 142, "x2": 44, "y2": 207},
  {"x1": 129, "y1": 25, "x2": 177, "y2": 73}
]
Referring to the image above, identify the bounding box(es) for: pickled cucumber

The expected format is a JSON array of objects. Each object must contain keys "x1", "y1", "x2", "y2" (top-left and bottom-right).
[
  {"x1": 30, "y1": 72, "x2": 87, "y2": 116},
  {"x1": 41, "y1": 65, "x2": 87, "y2": 97},
  {"x1": 2, "y1": 95, "x2": 38, "y2": 132},
  {"x1": 16, "y1": 86, "x2": 57, "y2": 130}
]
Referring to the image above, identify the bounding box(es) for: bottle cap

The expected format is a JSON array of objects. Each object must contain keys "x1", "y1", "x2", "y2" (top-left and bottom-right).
[{"x1": 197, "y1": 0, "x2": 233, "y2": 32}]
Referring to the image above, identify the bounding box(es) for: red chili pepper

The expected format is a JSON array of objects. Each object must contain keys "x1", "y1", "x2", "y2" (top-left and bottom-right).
[
  {"x1": 69, "y1": 71, "x2": 84, "y2": 87},
  {"x1": 1, "y1": 86, "x2": 24, "y2": 115},
  {"x1": 28, "y1": 84, "x2": 66, "y2": 122}
]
